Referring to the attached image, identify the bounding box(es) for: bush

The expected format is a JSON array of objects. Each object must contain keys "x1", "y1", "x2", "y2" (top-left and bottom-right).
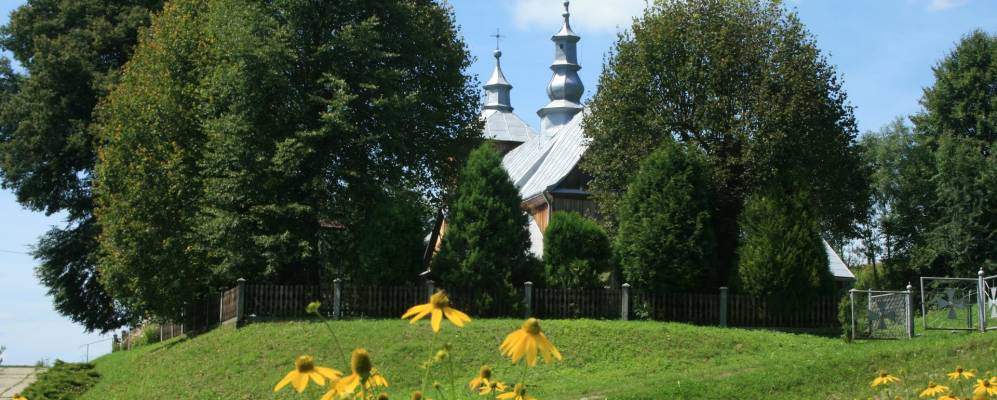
[
  {"x1": 615, "y1": 141, "x2": 718, "y2": 292},
  {"x1": 432, "y1": 144, "x2": 536, "y2": 315},
  {"x1": 544, "y1": 212, "x2": 614, "y2": 288},
  {"x1": 736, "y1": 189, "x2": 836, "y2": 303},
  {"x1": 19, "y1": 360, "x2": 100, "y2": 400}
]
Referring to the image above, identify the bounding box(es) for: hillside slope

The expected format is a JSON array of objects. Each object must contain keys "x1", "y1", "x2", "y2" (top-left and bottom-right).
[{"x1": 81, "y1": 319, "x2": 997, "y2": 399}]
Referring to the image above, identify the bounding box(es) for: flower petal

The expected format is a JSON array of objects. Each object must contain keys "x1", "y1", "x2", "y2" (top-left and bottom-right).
[
  {"x1": 443, "y1": 308, "x2": 467, "y2": 327},
  {"x1": 274, "y1": 371, "x2": 295, "y2": 392},
  {"x1": 525, "y1": 335, "x2": 539, "y2": 366},
  {"x1": 293, "y1": 371, "x2": 310, "y2": 392},
  {"x1": 403, "y1": 304, "x2": 431, "y2": 320},
  {"x1": 431, "y1": 308, "x2": 443, "y2": 332},
  {"x1": 315, "y1": 366, "x2": 343, "y2": 380}
]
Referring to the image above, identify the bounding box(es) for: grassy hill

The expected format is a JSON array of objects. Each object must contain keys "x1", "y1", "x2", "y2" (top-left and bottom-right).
[{"x1": 80, "y1": 319, "x2": 997, "y2": 399}]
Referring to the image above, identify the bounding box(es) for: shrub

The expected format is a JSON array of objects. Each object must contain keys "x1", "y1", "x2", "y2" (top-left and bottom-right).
[
  {"x1": 544, "y1": 212, "x2": 613, "y2": 288},
  {"x1": 19, "y1": 360, "x2": 100, "y2": 400},
  {"x1": 736, "y1": 189, "x2": 836, "y2": 303},
  {"x1": 432, "y1": 144, "x2": 536, "y2": 315},
  {"x1": 615, "y1": 141, "x2": 718, "y2": 292}
]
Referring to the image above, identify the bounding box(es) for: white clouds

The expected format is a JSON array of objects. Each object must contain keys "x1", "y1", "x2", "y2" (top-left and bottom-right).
[
  {"x1": 510, "y1": 0, "x2": 648, "y2": 34},
  {"x1": 927, "y1": 0, "x2": 968, "y2": 11}
]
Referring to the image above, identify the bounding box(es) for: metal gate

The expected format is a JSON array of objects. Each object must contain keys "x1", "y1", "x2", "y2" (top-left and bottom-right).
[
  {"x1": 984, "y1": 272, "x2": 997, "y2": 331},
  {"x1": 920, "y1": 270, "x2": 991, "y2": 332},
  {"x1": 849, "y1": 288, "x2": 913, "y2": 340}
]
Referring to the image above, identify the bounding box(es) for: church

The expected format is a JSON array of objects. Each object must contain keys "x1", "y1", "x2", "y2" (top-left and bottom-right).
[{"x1": 436, "y1": 1, "x2": 854, "y2": 284}]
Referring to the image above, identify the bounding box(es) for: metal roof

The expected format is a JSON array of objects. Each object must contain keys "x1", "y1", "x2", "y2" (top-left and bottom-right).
[
  {"x1": 481, "y1": 109, "x2": 536, "y2": 144},
  {"x1": 823, "y1": 239, "x2": 855, "y2": 281},
  {"x1": 502, "y1": 109, "x2": 587, "y2": 199}
]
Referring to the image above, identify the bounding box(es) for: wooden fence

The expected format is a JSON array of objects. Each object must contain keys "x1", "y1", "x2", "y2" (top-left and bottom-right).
[{"x1": 116, "y1": 280, "x2": 843, "y2": 350}]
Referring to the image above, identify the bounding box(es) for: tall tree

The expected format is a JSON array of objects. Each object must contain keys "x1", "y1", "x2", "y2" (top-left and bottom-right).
[
  {"x1": 615, "y1": 141, "x2": 717, "y2": 292},
  {"x1": 431, "y1": 144, "x2": 534, "y2": 315},
  {"x1": 95, "y1": 0, "x2": 481, "y2": 319},
  {"x1": 907, "y1": 30, "x2": 997, "y2": 276},
  {"x1": 582, "y1": 0, "x2": 868, "y2": 285},
  {"x1": 736, "y1": 189, "x2": 835, "y2": 301},
  {"x1": 0, "y1": 0, "x2": 163, "y2": 331}
]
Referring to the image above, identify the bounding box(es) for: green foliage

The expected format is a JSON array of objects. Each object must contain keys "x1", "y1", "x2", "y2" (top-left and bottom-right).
[
  {"x1": 543, "y1": 212, "x2": 613, "y2": 288},
  {"x1": 432, "y1": 144, "x2": 534, "y2": 314},
  {"x1": 582, "y1": 0, "x2": 867, "y2": 286},
  {"x1": 79, "y1": 319, "x2": 997, "y2": 399},
  {"x1": 94, "y1": 0, "x2": 481, "y2": 319},
  {"x1": 0, "y1": 0, "x2": 162, "y2": 332},
  {"x1": 20, "y1": 360, "x2": 100, "y2": 400},
  {"x1": 912, "y1": 30, "x2": 997, "y2": 142},
  {"x1": 915, "y1": 135, "x2": 997, "y2": 276},
  {"x1": 736, "y1": 189, "x2": 835, "y2": 301},
  {"x1": 615, "y1": 142, "x2": 717, "y2": 292},
  {"x1": 860, "y1": 31, "x2": 997, "y2": 284}
]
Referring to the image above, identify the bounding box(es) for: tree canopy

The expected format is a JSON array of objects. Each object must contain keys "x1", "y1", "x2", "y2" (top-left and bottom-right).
[
  {"x1": 582, "y1": 0, "x2": 867, "y2": 286},
  {"x1": 0, "y1": 0, "x2": 163, "y2": 331},
  {"x1": 859, "y1": 30, "x2": 997, "y2": 287},
  {"x1": 95, "y1": 0, "x2": 481, "y2": 319}
]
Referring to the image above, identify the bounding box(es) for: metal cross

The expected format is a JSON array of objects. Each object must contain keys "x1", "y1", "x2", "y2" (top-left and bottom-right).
[
  {"x1": 869, "y1": 300, "x2": 897, "y2": 330},
  {"x1": 491, "y1": 28, "x2": 504, "y2": 50},
  {"x1": 936, "y1": 288, "x2": 964, "y2": 320}
]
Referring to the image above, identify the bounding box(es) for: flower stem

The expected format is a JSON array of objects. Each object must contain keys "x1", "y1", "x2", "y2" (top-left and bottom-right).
[
  {"x1": 313, "y1": 312, "x2": 347, "y2": 362},
  {"x1": 421, "y1": 332, "x2": 439, "y2": 394}
]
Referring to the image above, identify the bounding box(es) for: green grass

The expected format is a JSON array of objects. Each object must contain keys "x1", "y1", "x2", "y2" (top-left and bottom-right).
[{"x1": 80, "y1": 319, "x2": 997, "y2": 399}]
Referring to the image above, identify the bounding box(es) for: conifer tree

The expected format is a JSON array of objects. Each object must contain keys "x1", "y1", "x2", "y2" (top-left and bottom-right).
[
  {"x1": 615, "y1": 141, "x2": 717, "y2": 292},
  {"x1": 736, "y1": 189, "x2": 835, "y2": 302},
  {"x1": 544, "y1": 212, "x2": 613, "y2": 288},
  {"x1": 432, "y1": 144, "x2": 535, "y2": 315}
]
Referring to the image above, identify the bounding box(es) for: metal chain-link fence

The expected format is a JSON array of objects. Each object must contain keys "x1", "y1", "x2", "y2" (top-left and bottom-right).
[{"x1": 850, "y1": 289, "x2": 913, "y2": 340}]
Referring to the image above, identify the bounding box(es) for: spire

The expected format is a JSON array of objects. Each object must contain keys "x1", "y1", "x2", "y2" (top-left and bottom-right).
[
  {"x1": 537, "y1": 0, "x2": 584, "y2": 136},
  {"x1": 484, "y1": 29, "x2": 513, "y2": 112}
]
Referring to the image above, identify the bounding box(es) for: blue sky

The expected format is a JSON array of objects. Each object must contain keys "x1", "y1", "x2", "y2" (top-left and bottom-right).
[{"x1": 1, "y1": 0, "x2": 995, "y2": 365}]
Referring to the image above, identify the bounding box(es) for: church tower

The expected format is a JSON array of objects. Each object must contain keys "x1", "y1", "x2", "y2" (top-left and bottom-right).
[
  {"x1": 537, "y1": 1, "x2": 584, "y2": 137},
  {"x1": 484, "y1": 49, "x2": 513, "y2": 112}
]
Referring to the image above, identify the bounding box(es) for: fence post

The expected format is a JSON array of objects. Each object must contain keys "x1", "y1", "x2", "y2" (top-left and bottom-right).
[
  {"x1": 719, "y1": 287, "x2": 729, "y2": 328},
  {"x1": 426, "y1": 279, "x2": 435, "y2": 299},
  {"x1": 235, "y1": 278, "x2": 246, "y2": 327},
  {"x1": 849, "y1": 289, "x2": 856, "y2": 341},
  {"x1": 621, "y1": 283, "x2": 630, "y2": 321},
  {"x1": 524, "y1": 281, "x2": 533, "y2": 318},
  {"x1": 979, "y1": 268, "x2": 986, "y2": 333},
  {"x1": 159, "y1": 324, "x2": 163, "y2": 342},
  {"x1": 333, "y1": 278, "x2": 342, "y2": 320},
  {"x1": 905, "y1": 283, "x2": 914, "y2": 339}
]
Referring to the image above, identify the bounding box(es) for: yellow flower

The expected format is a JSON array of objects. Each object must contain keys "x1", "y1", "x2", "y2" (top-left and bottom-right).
[
  {"x1": 306, "y1": 301, "x2": 322, "y2": 314},
  {"x1": 479, "y1": 380, "x2": 508, "y2": 396},
  {"x1": 920, "y1": 383, "x2": 950, "y2": 397},
  {"x1": 973, "y1": 377, "x2": 997, "y2": 396},
  {"x1": 377, "y1": 394, "x2": 390, "y2": 400},
  {"x1": 322, "y1": 348, "x2": 388, "y2": 400},
  {"x1": 13, "y1": 395, "x2": 27, "y2": 400},
  {"x1": 948, "y1": 368, "x2": 976, "y2": 380},
  {"x1": 937, "y1": 396, "x2": 959, "y2": 400},
  {"x1": 411, "y1": 390, "x2": 429, "y2": 400},
  {"x1": 273, "y1": 355, "x2": 342, "y2": 393},
  {"x1": 871, "y1": 372, "x2": 900, "y2": 387},
  {"x1": 496, "y1": 383, "x2": 536, "y2": 400},
  {"x1": 402, "y1": 290, "x2": 471, "y2": 333},
  {"x1": 500, "y1": 318, "x2": 562, "y2": 367},
  {"x1": 468, "y1": 365, "x2": 494, "y2": 390}
]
